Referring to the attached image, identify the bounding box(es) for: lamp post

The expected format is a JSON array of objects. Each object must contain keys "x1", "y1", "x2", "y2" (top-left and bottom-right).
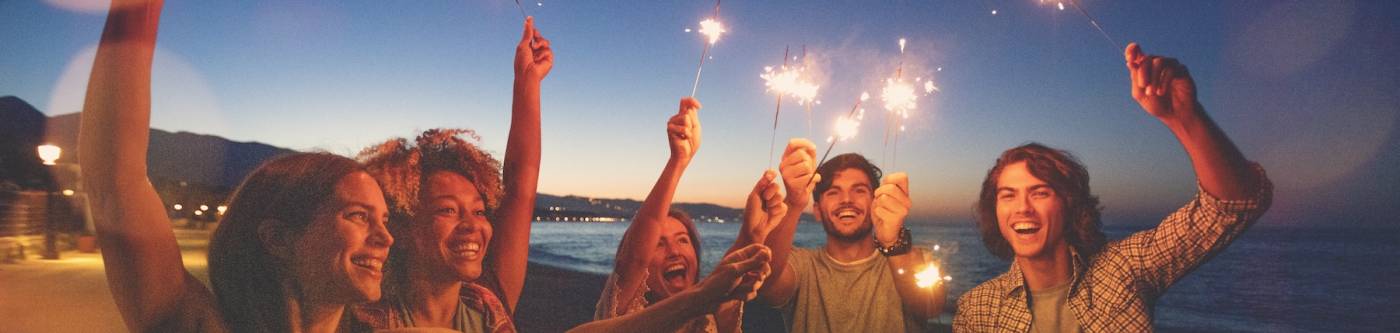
[{"x1": 37, "y1": 144, "x2": 62, "y2": 259}]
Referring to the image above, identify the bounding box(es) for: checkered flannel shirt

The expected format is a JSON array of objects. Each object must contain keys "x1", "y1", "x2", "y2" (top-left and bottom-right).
[{"x1": 953, "y1": 164, "x2": 1272, "y2": 333}]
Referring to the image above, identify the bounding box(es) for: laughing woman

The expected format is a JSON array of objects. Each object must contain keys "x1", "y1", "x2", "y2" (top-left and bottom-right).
[
  {"x1": 79, "y1": 1, "x2": 393, "y2": 332},
  {"x1": 349, "y1": 17, "x2": 553, "y2": 332},
  {"x1": 591, "y1": 98, "x2": 788, "y2": 333}
]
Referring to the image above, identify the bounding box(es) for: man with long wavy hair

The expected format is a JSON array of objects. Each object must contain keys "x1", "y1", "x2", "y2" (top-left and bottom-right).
[{"x1": 954, "y1": 43, "x2": 1274, "y2": 332}]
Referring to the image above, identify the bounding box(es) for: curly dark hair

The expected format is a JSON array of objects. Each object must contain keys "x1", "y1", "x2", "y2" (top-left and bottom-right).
[
  {"x1": 975, "y1": 143, "x2": 1106, "y2": 261},
  {"x1": 357, "y1": 128, "x2": 504, "y2": 295}
]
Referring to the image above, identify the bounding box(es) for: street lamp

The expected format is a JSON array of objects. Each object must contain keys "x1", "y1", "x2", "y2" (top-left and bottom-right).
[
  {"x1": 36, "y1": 144, "x2": 62, "y2": 259},
  {"x1": 37, "y1": 144, "x2": 61, "y2": 165}
]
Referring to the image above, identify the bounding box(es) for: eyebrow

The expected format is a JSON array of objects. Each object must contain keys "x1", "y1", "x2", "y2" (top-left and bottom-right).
[
  {"x1": 997, "y1": 184, "x2": 1052, "y2": 193},
  {"x1": 341, "y1": 201, "x2": 379, "y2": 212}
]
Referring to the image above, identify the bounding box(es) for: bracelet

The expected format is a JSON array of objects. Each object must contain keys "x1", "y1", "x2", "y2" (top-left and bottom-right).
[{"x1": 874, "y1": 228, "x2": 912, "y2": 257}]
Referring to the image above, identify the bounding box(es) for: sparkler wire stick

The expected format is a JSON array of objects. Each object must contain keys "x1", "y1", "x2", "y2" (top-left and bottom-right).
[
  {"x1": 768, "y1": 46, "x2": 790, "y2": 167},
  {"x1": 689, "y1": 0, "x2": 724, "y2": 97},
  {"x1": 1066, "y1": 0, "x2": 1120, "y2": 51},
  {"x1": 513, "y1": 0, "x2": 528, "y2": 19}
]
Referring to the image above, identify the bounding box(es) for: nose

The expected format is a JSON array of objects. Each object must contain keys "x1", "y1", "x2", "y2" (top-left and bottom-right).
[
  {"x1": 368, "y1": 218, "x2": 393, "y2": 248},
  {"x1": 1014, "y1": 193, "x2": 1036, "y2": 215}
]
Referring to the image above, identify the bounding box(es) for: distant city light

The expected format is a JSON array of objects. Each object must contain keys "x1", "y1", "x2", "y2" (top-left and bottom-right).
[
  {"x1": 62, "y1": 189, "x2": 75, "y2": 196},
  {"x1": 199, "y1": 205, "x2": 209, "y2": 211},
  {"x1": 194, "y1": 210, "x2": 204, "y2": 216},
  {"x1": 173, "y1": 204, "x2": 183, "y2": 211},
  {"x1": 37, "y1": 144, "x2": 62, "y2": 165},
  {"x1": 217, "y1": 205, "x2": 228, "y2": 214}
]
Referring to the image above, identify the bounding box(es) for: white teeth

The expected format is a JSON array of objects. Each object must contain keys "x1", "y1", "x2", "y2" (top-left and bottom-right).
[
  {"x1": 352, "y1": 258, "x2": 383, "y2": 271},
  {"x1": 450, "y1": 242, "x2": 482, "y2": 259},
  {"x1": 666, "y1": 264, "x2": 685, "y2": 274},
  {"x1": 1012, "y1": 222, "x2": 1040, "y2": 233}
]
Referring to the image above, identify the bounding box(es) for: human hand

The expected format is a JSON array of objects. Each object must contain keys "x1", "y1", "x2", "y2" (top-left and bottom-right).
[
  {"x1": 667, "y1": 98, "x2": 702, "y2": 164},
  {"x1": 743, "y1": 169, "x2": 787, "y2": 244},
  {"x1": 778, "y1": 139, "x2": 819, "y2": 208},
  {"x1": 872, "y1": 172, "x2": 910, "y2": 245},
  {"x1": 515, "y1": 17, "x2": 554, "y2": 83},
  {"x1": 1125, "y1": 42, "x2": 1199, "y2": 122},
  {"x1": 697, "y1": 244, "x2": 773, "y2": 304}
]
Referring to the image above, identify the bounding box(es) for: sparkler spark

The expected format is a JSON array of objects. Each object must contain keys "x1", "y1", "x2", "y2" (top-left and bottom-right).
[
  {"x1": 881, "y1": 78, "x2": 917, "y2": 114},
  {"x1": 698, "y1": 19, "x2": 726, "y2": 45},
  {"x1": 914, "y1": 263, "x2": 943, "y2": 288}
]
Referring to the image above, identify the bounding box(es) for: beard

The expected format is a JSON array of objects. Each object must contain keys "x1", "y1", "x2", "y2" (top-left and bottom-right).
[{"x1": 821, "y1": 215, "x2": 873, "y2": 243}]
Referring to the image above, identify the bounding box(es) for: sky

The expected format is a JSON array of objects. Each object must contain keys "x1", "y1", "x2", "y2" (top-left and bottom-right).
[{"x1": 3, "y1": 0, "x2": 1397, "y2": 227}]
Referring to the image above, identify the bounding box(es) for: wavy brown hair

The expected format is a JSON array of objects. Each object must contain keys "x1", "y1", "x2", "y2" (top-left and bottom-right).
[
  {"x1": 975, "y1": 143, "x2": 1106, "y2": 261},
  {"x1": 208, "y1": 152, "x2": 366, "y2": 333},
  {"x1": 357, "y1": 128, "x2": 504, "y2": 295}
]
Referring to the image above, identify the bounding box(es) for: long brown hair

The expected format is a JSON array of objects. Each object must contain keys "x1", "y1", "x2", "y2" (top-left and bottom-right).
[
  {"x1": 207, "y1": 152, "x2": 366, "y2": 333},
  {"x1": 975, "y1": 143, "x2": 1106, "y2": 260}
]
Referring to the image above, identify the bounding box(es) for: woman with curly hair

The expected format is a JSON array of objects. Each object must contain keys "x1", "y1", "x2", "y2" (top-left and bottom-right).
[
  {"x1": 80, "y1": 1, "x2": 393, "y2": 332},
  {"x1": 349, "y1": 17, "x2": 553, "y2": 332}
]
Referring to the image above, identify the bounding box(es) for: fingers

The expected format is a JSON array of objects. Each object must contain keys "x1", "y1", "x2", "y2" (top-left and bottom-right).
[
  {"x1": 881, "y1": 172, "x2": 909, "y2": 195},
  {"x1": 678, "y1": 97, "x2": 702, "y2": 115},
  {"x1": 520, "y1": 17, "x2": 535, "y2": 45}
]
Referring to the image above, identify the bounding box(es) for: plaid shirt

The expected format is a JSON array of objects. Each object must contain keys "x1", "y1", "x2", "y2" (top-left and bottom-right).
[{"x1": 954, "y1": 165, "x2": 1271, "y2": 333}]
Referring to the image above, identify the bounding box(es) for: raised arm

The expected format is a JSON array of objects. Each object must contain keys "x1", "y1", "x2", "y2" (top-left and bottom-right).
[
  {"x1": 607, "y1": 98, "x2": 702, "y2": 317},
  {"x1": 1120, "y1": 43, "x2": 1272, "y2": 295},
  {"x1": 757, "y1": 139, "x2": 818, "y2": 307},
  {"x1": 492, "y1": 16, "x2": 554, "y2": 312},
  {"x1": 1125, "y1": 43, "x2": 1257, "y2": 198},
  {"x1": 79, "y1": 1, "x2": 217, "y2": 331},
  {"x1": 871, "y1": 173, "x2": 945, "y2": 320}
]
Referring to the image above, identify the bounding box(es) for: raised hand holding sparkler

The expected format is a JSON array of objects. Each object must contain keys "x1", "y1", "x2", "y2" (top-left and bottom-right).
[
  {"x1": 515, "y1": 17, "x2": 554, "y2": 82},
  {"x1": 778, "y1": 139, "x2": 819, "y2": 208}
]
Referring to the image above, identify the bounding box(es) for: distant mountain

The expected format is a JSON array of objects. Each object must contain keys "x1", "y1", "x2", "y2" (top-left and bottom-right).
[{"x1": 1, "y1": 95, "x2": 298, "y2": 190}]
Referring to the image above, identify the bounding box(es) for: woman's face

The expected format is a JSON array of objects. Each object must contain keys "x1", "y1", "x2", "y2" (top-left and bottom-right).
[
  {"x1": 645, "y1": 217, "x2": 699, "y2": 299},
  {"x1": 289, "y1": 171, "x2": 393, "y2": 303},
  {"x1": 411, "y1": 170, "x2": 493, "y2": 282}
]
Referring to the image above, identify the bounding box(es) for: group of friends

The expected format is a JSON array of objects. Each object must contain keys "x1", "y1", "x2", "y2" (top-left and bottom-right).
[{"x1": 79, "y1": 2, "x2": 1272, "y2": 332}]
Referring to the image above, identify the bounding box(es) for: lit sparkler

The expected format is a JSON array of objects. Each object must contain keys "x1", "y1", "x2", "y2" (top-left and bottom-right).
[
  {"x1": 688, "y1": 1, "x2": 726, "y2": 97},
  {"x1": 805, "y1": 92, "x2": 870, "y2": 189},
  {"x1": 1043, "y1": 0, "x2": 1120, "y2": 51}
]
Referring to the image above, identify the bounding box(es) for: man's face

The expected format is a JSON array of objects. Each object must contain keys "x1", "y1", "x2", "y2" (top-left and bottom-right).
[
  {"x1": 816, "y1": 168, "x2": 874, "y2": 242},
  {"x1": 995, "y1": 161, "x2": 1067, "y2": 261}
]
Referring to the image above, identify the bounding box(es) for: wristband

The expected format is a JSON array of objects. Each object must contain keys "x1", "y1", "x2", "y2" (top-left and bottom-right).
[{"x1": 874, "y1": 228, "x2": 912, "y2": 257}]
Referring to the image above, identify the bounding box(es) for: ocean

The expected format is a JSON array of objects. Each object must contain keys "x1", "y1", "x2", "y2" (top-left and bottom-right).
[{"x1": 527, "y1": 221, "x2": 1399, "y2": 332}]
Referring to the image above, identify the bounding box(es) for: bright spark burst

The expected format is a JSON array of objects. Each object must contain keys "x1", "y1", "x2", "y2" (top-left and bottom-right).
[
  {"x1": 698, "y1": 19, "x2": 726, "y2": 45},
  {"x1": 924, "y1": 80, "x2": 938, "y2": 94},
  {"x1": 833, "y1": 111, "x2": 863, "y2": 141},
  {"x1": 761, "y1": 65, "x2": 820, "y2": 105},
  {"x1": 914, "y1": 263, "x2": 943, "y2": 288},
  {"x1": 881, "y1": 78, "x2": 917, "y2": 116},
  {"x1": 1058, "y1": 2, "x2": 1066, "y2": 10},
  {"x1": 898, "y1": 38, "x2": 907, "y2": 53}
]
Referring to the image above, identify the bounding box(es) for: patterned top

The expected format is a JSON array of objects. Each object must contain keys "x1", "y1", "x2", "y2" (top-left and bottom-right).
[
  {"x1": 352, "y1": 282, "x2": 516, "y2": 333},
  {"x1": 595, "y1": 270, "x2": 719, "y2": 333},
  {"x1": 953, "y1": 165, "x2": 1272, "y2": 333}
]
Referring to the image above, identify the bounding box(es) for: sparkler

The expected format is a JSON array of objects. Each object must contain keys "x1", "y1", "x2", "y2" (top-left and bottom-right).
[
  {"x1": 804, "y1": 92, "x2": 870, "y2": 189},
  {"x1": 512, "y1": 0, "x2": 528, "y2": 19},
  {"x1": 1044, "y1": 0, "x2": 1120, "y2": 51},
  {"x1": 763, "y1": 46, "x2": 792, "y2": 167},
  {"x1": 689, "y1": 1, "x2": 726, "y2": 97}
]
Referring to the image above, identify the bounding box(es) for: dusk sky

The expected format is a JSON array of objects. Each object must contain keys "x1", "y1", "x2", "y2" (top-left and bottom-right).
[{"x1": 3, "y1": 1, "x2": 1397, "y2": 227}]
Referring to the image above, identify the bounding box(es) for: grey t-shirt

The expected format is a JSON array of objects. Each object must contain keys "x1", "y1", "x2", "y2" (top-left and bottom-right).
[
  {"x1": 778, "y1": 247, "x2": 918, "y2": 332},
  {"x1": 1028, "y1": 282, "x2": 1080, "y2": 333}
]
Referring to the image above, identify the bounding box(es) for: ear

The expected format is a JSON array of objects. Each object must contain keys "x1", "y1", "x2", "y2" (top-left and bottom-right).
[{"x1": 257, "y1": 219, "x2": 294, "y2": 260}]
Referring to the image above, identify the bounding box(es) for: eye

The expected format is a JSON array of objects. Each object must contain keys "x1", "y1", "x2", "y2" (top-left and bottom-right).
[
  {"x1": 472, "y1": 209, "x2": 487, "y2": 217},
  {"x1": 1031, "y1": 189, "x2": 1053, "y2": 199},
  {"x1": 997, "y1": 192, "x2": 1015, "y2": 201},
  {"x1": 345, "y1": 210, "x2": 369, "y2": 223},
  {"x1": 677, "y1": 235, "x2": 691, "y2": 245},
  {"x1": 435, "y1": 206, "x2": 458, "y2": 217}
]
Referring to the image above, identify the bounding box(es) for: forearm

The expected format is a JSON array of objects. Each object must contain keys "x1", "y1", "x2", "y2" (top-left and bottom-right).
[
  {"x1": 714, "y1": 300, "x2": 743, "y2": 333},
  {"x1": 756, "y1": 202, "x2": 803, "y2": 304},
  {"x1": 1163, "y1": 104, "x2": 1255, "y2": 200},
  {"x1": 567, "y1": 287, "x2": 715, "y2": 333},
  {"x1": 491, "y1": 78, "x2": 544, "y2": 310},
  {"x1": 80, "y1": 1, "x2": 161, "y2": 189}
]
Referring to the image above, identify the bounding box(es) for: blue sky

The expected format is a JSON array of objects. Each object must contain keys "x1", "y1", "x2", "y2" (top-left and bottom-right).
[{"x1": 3, "y1": 0, "x2": 1397, "y2": 226}]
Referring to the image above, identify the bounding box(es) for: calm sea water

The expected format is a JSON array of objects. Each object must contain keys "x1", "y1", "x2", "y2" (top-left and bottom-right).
[{"x1": 528, "y1": 221, "x2": 1400, "y2": 332}]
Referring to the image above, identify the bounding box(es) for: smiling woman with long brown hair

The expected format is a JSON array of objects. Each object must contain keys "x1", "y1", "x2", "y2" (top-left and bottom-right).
[{"x1": 79, "y1": 1, "x2": 392, "y2": 332}]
